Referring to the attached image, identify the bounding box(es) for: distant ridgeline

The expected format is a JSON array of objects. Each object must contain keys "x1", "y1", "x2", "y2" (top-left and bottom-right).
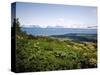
[
  {"x1": 51, "y1": 33, "x2": 97, "y2": 42},
  {"x1": 21, "y1": 27, "x2": 97, "y2": 42}
]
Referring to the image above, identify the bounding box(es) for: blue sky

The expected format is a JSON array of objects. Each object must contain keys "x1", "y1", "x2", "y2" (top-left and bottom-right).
[{"x1": 15, "y1": 2, "x2": 97, "y2": 28}]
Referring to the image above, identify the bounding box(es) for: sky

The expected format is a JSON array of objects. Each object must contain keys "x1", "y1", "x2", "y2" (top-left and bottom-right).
[{"x1": 14, "y1": 2, "x2": 97, "y2": 28}]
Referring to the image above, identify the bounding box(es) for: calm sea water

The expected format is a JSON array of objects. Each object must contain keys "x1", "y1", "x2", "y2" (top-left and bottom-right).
[{"x1": 21, "y1": 28, "x2": 97, "y2": 36}]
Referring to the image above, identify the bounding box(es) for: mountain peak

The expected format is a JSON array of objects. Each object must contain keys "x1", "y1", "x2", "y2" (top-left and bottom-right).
[{"x1": 46, "y1": 25, "x2": 64, "y2": 28}]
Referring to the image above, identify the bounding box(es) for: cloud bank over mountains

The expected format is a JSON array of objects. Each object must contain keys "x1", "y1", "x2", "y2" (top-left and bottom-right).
[{"x1": 22, "y1": 24, "x2": 97, "y2": 29}]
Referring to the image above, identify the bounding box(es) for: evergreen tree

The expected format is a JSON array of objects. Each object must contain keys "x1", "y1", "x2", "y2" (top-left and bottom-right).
[
  {"x1": 16, "y1": 18, "x2": 20, "y2": 32},
  {"x1": 12, "y1": 18, "x2": 20, "y2": 32}
]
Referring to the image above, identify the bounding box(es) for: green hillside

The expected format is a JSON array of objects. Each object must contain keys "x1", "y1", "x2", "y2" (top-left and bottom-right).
[
  {"x1": 16, "y1": 34, "x2": 97, "y2": 72},
  {"x1": 14, "y1": 19, "x2": 97, "y2": 72}
]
